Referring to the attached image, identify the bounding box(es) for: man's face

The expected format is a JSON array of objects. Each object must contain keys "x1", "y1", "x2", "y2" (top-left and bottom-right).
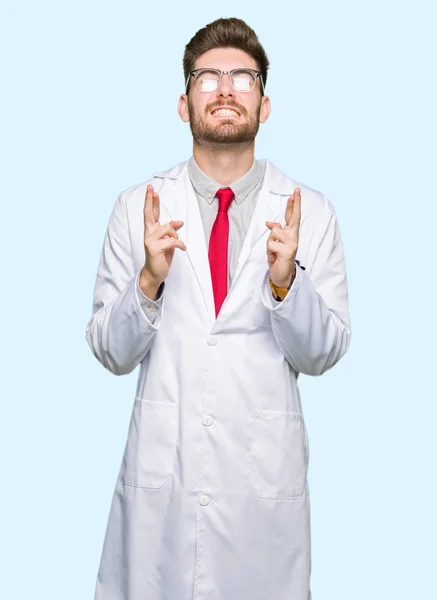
[{"x1": 179, "y1": 47, "x2": 270, "y2": 146}]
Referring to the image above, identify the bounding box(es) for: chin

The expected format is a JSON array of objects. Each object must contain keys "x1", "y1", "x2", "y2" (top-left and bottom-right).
[
  {"x1": 214, "y1": 122, "x2": 240, "y2": 132},
  {"x1": 190, "y1": 118, "x2": 259, "y2": 145}
]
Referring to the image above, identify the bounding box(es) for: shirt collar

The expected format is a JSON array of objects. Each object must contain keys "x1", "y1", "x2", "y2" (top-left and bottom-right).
[{"x1": 187, "y1": 156, "x2": 265, "y2": 205}]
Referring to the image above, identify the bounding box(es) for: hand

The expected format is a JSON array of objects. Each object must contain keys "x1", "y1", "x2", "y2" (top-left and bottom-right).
[
  {"x1": 140, "y1": 184, "x2": 186, "y2": 296},
  {"x1": 266, "y1": 187, "x2": 301, "y2": 288}
]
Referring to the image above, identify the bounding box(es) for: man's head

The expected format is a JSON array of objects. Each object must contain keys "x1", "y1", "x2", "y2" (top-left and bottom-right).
[{"x1": 178, "y1": 18, "x2": 271, "y2": 147}]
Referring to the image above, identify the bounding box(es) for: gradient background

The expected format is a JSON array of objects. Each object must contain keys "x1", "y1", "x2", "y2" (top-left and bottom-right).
[{"x1": 1, "y1": 1, "x2": 436, "y2": 598}]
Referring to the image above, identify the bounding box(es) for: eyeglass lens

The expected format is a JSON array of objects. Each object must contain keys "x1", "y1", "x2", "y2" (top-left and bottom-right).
[{"x1": 194, "y1": 69, "x2": 256, "y2": 92}]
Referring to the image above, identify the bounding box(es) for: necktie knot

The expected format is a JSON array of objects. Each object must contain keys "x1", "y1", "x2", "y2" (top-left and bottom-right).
[{"x1": 216, "y1": 188, "x2": 235, "y2": 213}]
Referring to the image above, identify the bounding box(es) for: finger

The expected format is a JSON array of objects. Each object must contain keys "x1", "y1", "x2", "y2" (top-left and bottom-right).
[
  {"x1": 292, "y1": 188, "x2": 301, "y2": 223},
  {"x1": 268, "y1": 227, "x2": 289, "y2": 243},
  {"x1": 267, "y1": 240, "x2": 284, "y2": 254},
  {"x1": 266, "y1": 221, "x2": 282, "y2": 231},
  {"x1": 156, "y1": 238, "x2": 187, "y2": 252},
  {"x1": 169, "y1": 220, "x2": 184, "y2": 231},
  {"x1": 144, "y1": 185, "x2": 156, "y2": 231},
  {"x1": 159, "y1": 220, "x2": 184, "y2": 240},
  {"x1": 285, "y1": 188, "x2": 301, "y2": 233},
  {"x1": 284, "y1": 194, "x2": 294, "y2": 226},
  {"x1": 152, "y1": 191, "x2": 160, "y2": 222},
  {"x1": 150, "y1": 222, "x2": 181, "y2": 241}
]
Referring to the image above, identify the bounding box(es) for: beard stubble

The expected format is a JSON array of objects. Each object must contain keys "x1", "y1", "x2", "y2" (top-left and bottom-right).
[{"x1": 188, "y1": 98, "x2": 261, "y2": 145}]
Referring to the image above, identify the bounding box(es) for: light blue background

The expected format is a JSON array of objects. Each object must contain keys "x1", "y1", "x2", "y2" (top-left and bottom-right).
[{"x1": 1, "y1": 1, "x2": 436, "y2": 598}]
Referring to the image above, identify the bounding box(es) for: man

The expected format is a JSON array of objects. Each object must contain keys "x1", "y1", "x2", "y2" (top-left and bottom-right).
[{"x1": 86, "y1": 17, "x2": 351, "y2": 600}]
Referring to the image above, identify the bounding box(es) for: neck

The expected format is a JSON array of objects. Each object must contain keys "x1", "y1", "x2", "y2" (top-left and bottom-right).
[{"x1": 192, "y1": 141, "x2": 255, "y2": 186}]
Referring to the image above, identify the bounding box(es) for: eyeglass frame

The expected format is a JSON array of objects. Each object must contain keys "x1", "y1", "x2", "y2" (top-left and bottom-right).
[{"x1": 185, "y1": 68, "x2": 265, "y2": 95}]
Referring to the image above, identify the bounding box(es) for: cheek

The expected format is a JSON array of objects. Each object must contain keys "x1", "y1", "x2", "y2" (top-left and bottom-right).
[
  {"x1": 241, "y1": 97, "x2": 261, "y2": 118},
  {"x1": 188, "y1": 95, "x2": 208, "y2": 118}
]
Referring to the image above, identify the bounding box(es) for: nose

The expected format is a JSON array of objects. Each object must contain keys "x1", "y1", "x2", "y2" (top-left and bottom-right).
[{"x1": 216, "y1": 72, "x2": 234, "y2": 97}]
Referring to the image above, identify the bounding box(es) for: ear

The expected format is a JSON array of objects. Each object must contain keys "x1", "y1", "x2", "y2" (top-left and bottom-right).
[
  {"x1": 178, "y1": 94, "x2": 190, "y2": 123},
  {"x1": 259, "y1": 95, "x2": 271, "y2": 124}
]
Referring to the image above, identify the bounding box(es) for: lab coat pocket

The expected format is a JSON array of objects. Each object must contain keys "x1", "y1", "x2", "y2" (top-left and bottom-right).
[
  {"x1": 121, "y1": 398, "x2": 178, "y2": 488},
  {"x1": 248, "y1": 410, "x2": 308, "y2": 500}
]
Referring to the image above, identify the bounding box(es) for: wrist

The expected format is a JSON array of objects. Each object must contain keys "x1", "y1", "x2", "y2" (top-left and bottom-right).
[
  {"x1": 270, "y1": 266, "x2": 296, "y2": 290},
  {"x1": 269, "y1": 266, "x2": 297, "y2": 302},
  {"x1": 139, "y1": 267, "x2": 163, "y2": 301}
]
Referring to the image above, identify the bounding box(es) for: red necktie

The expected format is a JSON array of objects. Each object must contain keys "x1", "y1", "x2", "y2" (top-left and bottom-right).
[{"x1": 208, "y1": 187, "x2": 235, "y2": 317}]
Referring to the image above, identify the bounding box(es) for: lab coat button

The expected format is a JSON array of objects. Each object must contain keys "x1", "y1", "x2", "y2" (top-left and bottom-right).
[
  {"x1": 198, "y1": 494, "x2": 210, "y2": 506},
  {"x1": 207, "y1": 337, "x2": 218, "y2": 346},
  {"x1": 202, "y1": 414, "x2": 213, "y2": 426}
]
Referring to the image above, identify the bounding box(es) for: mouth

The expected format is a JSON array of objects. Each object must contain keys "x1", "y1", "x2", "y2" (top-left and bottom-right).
[{"x1": 210, "y1": 106, "x2": 241, "y2": 118}]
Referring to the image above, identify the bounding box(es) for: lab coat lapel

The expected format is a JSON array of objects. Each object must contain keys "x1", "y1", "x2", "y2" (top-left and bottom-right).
[
  {"x1": 232, "y1": 165, "x2": 282, "y2": 286},
  {"x1": 161, "y1": 168, "x2": 215, "y2": 324}
]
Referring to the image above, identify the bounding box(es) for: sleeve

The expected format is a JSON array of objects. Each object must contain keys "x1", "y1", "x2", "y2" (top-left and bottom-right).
[
  {"x1": 85, "y1": 191, "x2": 164, "y2": 375},
  {"x1": 261, "y1": 207, "x2": 351, "y2": 376}
]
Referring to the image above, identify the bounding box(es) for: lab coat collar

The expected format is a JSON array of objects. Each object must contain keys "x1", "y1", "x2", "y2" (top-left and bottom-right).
[{"x1": 152, "y1": 158, "x2": 296, "y2": 197}]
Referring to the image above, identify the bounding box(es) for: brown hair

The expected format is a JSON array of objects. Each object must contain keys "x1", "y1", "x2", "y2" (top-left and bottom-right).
[{"x1": 183, "y1": 18, "x2": 269, "y2": 92}]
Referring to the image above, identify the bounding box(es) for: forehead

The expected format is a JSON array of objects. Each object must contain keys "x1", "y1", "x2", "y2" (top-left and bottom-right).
[{"x1": 194, "y1": 47, "x2": 259, "y2": 71}]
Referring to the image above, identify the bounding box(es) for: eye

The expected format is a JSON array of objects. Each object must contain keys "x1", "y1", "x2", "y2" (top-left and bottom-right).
[
  {"x1": 231, "y1": 70, "x2": 256, "y2": 92},
  {"x1": 195, "y1": 70, "x2": 220, "y2": 92}
]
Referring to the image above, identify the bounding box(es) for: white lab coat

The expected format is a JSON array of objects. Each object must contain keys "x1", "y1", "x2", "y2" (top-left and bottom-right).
[{"x1": 86, "y1": 158, "x2": 351, "y2": 600}]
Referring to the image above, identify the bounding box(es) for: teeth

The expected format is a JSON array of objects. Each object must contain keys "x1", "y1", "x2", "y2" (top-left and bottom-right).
[{"x1": 213, "y1": 109, "x2": 238, "y2": 116}]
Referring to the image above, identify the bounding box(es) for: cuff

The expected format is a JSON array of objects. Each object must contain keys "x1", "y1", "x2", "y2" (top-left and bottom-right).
[
  {"x1": 263, "y1": 264, "x2": 304, "y2": 311},
  {"x1": 135, "y1": 272, "x2": 164, "y2": 324}
]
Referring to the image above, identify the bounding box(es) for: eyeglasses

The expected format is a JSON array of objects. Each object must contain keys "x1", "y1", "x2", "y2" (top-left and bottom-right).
[{"x1": 186, "y1": 68, "x2": 265, "y2": 95}]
